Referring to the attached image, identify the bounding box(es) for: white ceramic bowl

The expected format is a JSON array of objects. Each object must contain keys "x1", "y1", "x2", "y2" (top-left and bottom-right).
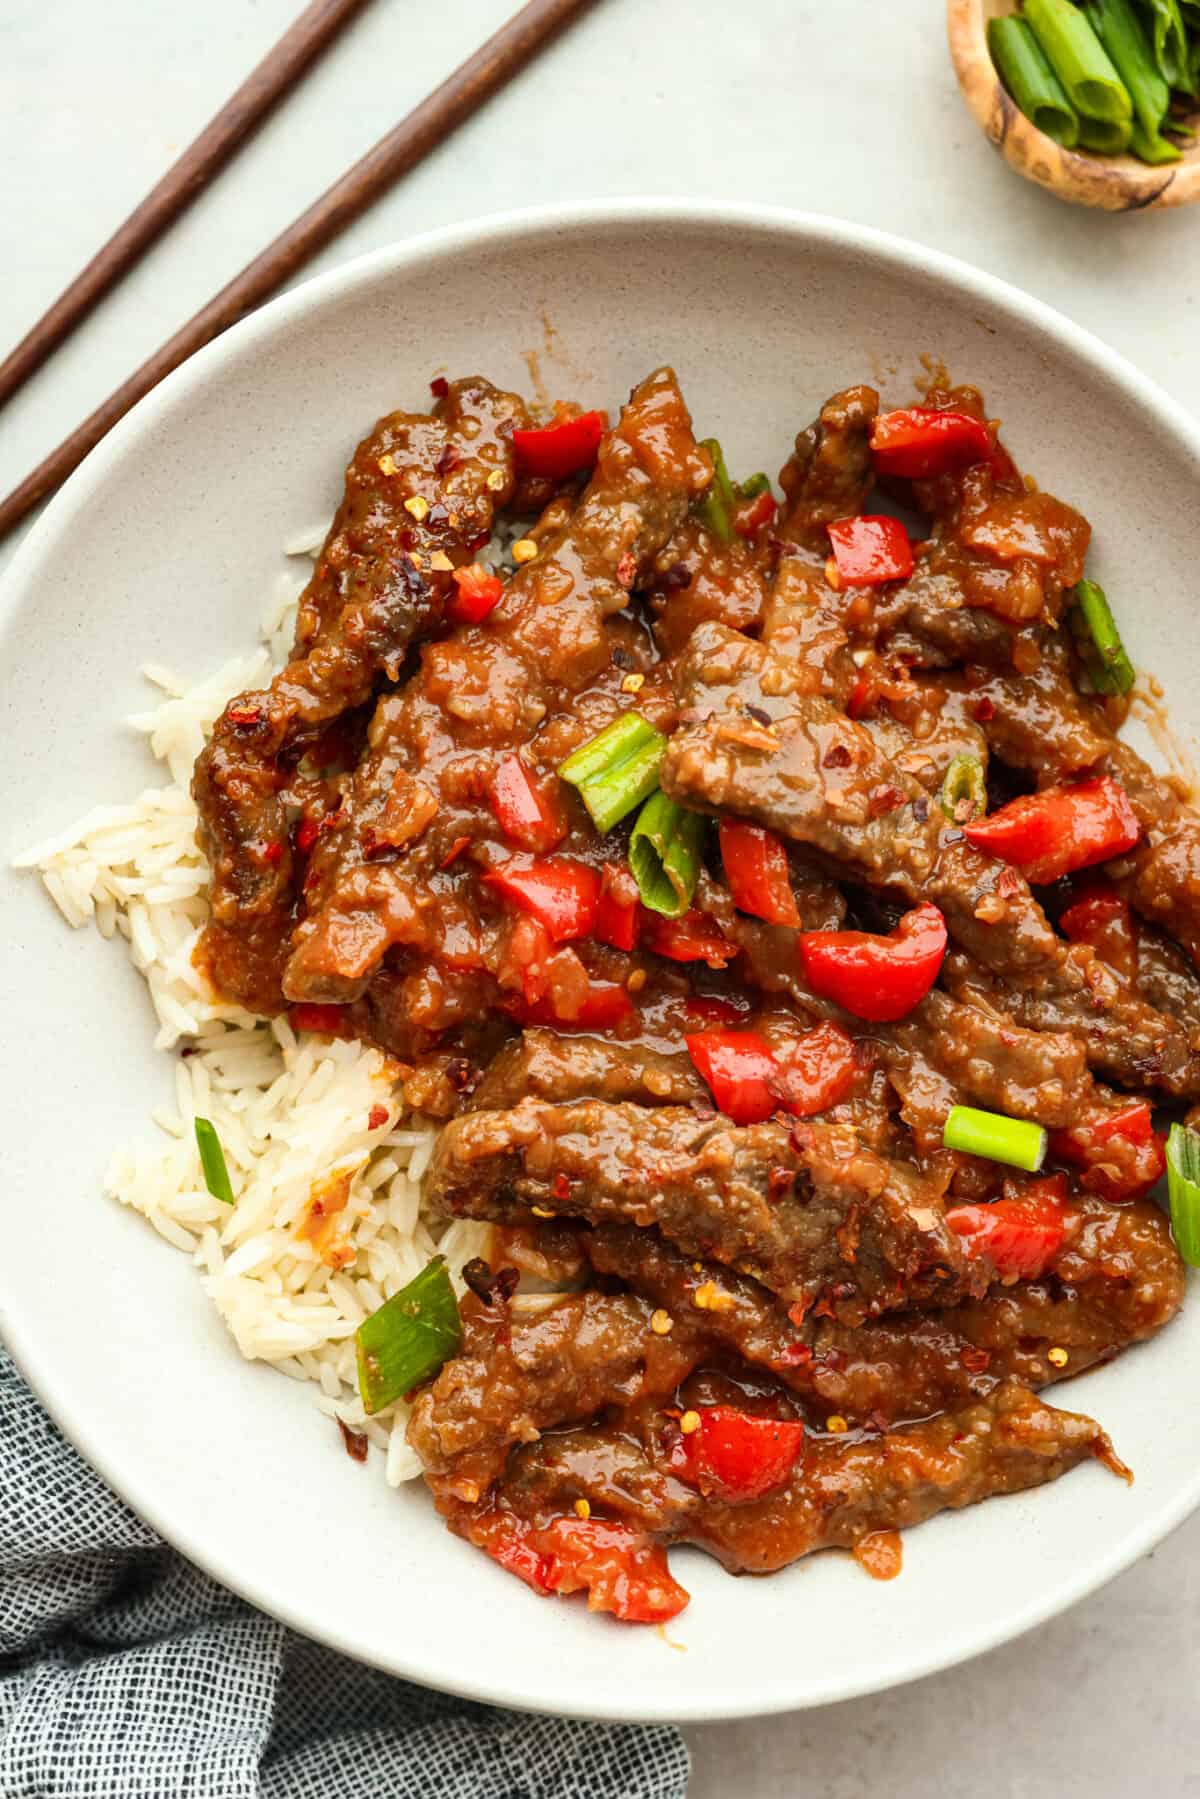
[{"x1": 3, "y1": 201, "x2": 1199, "y2": 1723}]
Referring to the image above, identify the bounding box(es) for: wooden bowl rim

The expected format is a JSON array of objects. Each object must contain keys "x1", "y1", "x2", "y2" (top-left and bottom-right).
[{"x1": 947, "y1": 0, "x2": 1200, "y2": 210}]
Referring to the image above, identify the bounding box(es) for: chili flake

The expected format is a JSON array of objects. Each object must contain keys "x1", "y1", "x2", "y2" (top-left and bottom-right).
[
  {"x1": 679, "y1": 1410, "x2": 702, "y2": 1436},
  {"x1": 650, "y1": 1309, "x2": 674, "y2": 1336},
  {"x1": 404, "y1": 495, "x2": 430, "y2": 522},
  {"x1": 511, "y1": 539, "x2": 538, "y2": 564},
  {"x1": 1048, "y1": 1346, "x2": 1069, "y2": 1367},
  {"x1": 574, "y1": 1498, "x2": 592, "y2": 1520},
  {"x1": 825, "y1": 1414, "x2": 849, "y2": 1434}
]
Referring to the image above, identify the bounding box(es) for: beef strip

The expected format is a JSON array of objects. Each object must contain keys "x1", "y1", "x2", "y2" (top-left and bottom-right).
[
  {"x1": 427, "y1": 1098, "x2": 983, "y2": 1323},
  {"x1": 776, "y1": 385, "x2": 879, "y2": 551},
  {"x1": 583, "y1": 1198, "x2": 1182, "y2": 1426},
  {"x1": 283, "y1": 367, "x2": 710, "y2": 1005},
  {"x1": 193, "y1": 377, "x2": 529, "y2": 1010},
  {"x1": 663, "y1": 621, "x2": 1200, "y2": 1097},
  {"x1": 491, "y1": 1381, "x2": 1120, "y2": 1576},
  {"x1": 469, "y1": 1029, "x2": 706, "y2": 1111},
  {"x1": 406, "y1": 1287, "x2": 702, "y2": 1501},
  {"x1": 1132, "y1": 921, "x2": 1200, "y2": 1035},
  {"x1": 646, "y1": 515, "x2": 770, "y2": 656}
]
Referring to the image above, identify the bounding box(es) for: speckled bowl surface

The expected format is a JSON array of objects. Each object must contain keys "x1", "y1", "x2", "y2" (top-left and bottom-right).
[{"x1": 3, "y1": 201, "x2": 1199, "y2": 1721}]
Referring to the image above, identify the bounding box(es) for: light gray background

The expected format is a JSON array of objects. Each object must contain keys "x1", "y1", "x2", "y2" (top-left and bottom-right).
[{"x1": 2, "y1": 1, "x2": 1198, "y2": 1791}]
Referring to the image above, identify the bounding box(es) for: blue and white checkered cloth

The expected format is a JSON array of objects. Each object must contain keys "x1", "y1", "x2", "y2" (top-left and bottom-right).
[{"x1": 0, "y1": 1349, "x2": 689, "y2": 1798}]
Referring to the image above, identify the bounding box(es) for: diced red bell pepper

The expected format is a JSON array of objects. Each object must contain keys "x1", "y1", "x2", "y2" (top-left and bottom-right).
[
  {"x1": 289, "y1": 1003, "x2": 347, "y2": 1035},
  {"x1": 474, "y1": 1510, "x2": 688, "y2": 1623},
  {"x1": 294, "y1": 816, "x2": 320, "y2": 856},
  {"x1": 946, "y1": 1179, "x2": 1067, "y2": 1281},
  {"x1": 670, "y1": 1406, "x2": 805, "y2": 1502},
  {"x1": 448, "y1": 562, "x2": 504, "y2": 625},
  {"x1": 772, "y1": 1021, "x2": 861, "y2": 1116},
  {"x1": 685, "y1": 1029, "x2": 779, "y2": 1125},
  {"x1": 826, "y1": 515, "x2": 914, "y2": 588},
  {"x1": 1058, "y1": 885, "x2": 1138, "y2": 982},
  {"x1": 732, "y1": 488, "x2": 777, "y2": 537},
  {"x1": 963, "y1": 777, "x2": 1140, "y2": 886},
  {"x1": 642, "y1": 909, "x2": 735, "y2": 967},
  {"x1": 797, "y1": 903, "x2": 947, "y2": 1023},
  {"x1": 870, "y1": 407, "x2": 993, "y2": 480},
  {"x1": 511, "y1": 410, "x2": 606, "y2": 480},
  {"x1": 485, "y1": 857, "x2": 600, "y2": 943},
  {"x1": 593, "y1": 863, "x2": 642, "y2": 952},
  {"x1": 489, "y1": 755, "x2": 566, "y2": 854},
  {"x1": 719, "y1": 818, "x2": 800, "y2": 928},
  {"x1": 1050, "y1": 1101, "x2": 1166, "y2": 1203}
]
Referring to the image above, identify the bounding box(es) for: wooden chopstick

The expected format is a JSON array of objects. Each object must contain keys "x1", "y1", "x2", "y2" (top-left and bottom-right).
[
  {"x1": 0, "y1": 0, "x2": 601, "y2": 545},
  {"x1": 0, "y1": 0, "x2": 371, "y2": 417}
]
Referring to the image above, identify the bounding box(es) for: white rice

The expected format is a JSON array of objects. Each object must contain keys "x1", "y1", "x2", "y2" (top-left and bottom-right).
[{"x1": 14, "y1": 548, "x2": 492, "y2": 1486}]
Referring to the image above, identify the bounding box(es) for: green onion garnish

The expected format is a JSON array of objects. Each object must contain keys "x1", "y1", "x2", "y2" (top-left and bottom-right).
[
  {"x1": 1025, "y1": 0, "x2": 1133, "y2": 124},
  {"x1": 1128, "y1": 118, "x2": 1183, "y2": 159},
  {"x1": 943, "y1": 1105, "x2": 1048, "y2": 1172},
  {"x1": 1076, "y1": 113, "x2": 1135, "y2": 150},
  {"x1": 355, "y1": 1256, "x2": 463, "y2": 1415},
  {"x1": 1070, "y1": 579, "x2": 1135, "y2": 695},
  {"x1": 1085, "y1": 0, "x2": 1171, "y2": 138},
  {"x1": 989, "y1": 15, "x2": 1080, "y2": 145},
  {"x1": 1139, "y1": 0, "x2": 1190, "y2": 88},
  {"x1": 940, "y1": 753, "x2": 988, "y2": 824},
  {"x1": 736, "y1": 472, "x2": 772, "y2": 500},
  {"x1": 194, "y1": 1117, "x2": 235, "y2": 1205},
  {"x1": 1166, "y1": 1123, "x2": 1200, "y2": 1266},
  {"x1": 698, "y1": 438, "x2": 737, "y2": 542},
  {"x1": 558, "y1": 710, "x2": 667, "y2": 834},
  {"x1": 629, "y1": 790, "x2": 706, "y2": 917}
]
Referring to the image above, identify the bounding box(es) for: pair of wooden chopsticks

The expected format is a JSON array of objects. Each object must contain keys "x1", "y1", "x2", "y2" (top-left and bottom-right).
[{"x1": 0, "y1": 0, "x2": 599, "y2": 543}]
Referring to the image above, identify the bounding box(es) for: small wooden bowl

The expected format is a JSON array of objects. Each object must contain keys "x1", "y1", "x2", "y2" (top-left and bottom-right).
[{"x1": 948, "y1": 0, "x2": 1200, "y2": 209}]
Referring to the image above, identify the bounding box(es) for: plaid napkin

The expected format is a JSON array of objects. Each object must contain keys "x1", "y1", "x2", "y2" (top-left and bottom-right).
[{"x1": 0, "y1": 1350, "x2": 690, "y2": 1798}]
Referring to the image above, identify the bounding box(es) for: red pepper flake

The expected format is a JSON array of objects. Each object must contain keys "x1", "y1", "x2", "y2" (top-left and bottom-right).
[
  {"x1": 439, "y1": 835, "x2": 472, "y2": 869},
  {"x1": 869, "y1": 784, "x2": 905, "y2": 818},
  {"x1": 767, "y1": 1166, "x2": 795, "y2": 1202},
  {"x1": 337, "y1": 1418, "x2": 369, "y2": 1463},
  {"x1": 745, "y1": 703, "x2": 773, "y2": 728},
  {"x1": 615, "y1": 551, "x2": 637, "y2": 590},
  {"x1": 552, "y1": 1171, "x2": 572, "y2": 1203},
  {"x1": 295, "y1": 817, "x2": 319, "y2": 855},
  {"x1": 226, "y1": 704, "x2": 264, "y2": 729},
  {"x1": 823, "y1": 743, "x2": 852, "y2": 769},
  {"x1": 960, "y1": 1345, "x2": 992, "y2": 1374},
  {"x1": 437, "y1": 445, "x2": 462, "y2": 478},
  {"x1": 368, "y1": 1104, "x2": 389, "y2": 1131},
  {"x1": 777, "y1": 1342, "x2": 813, "y2": 1368},
  {"x1": 659, "y1": 561, "x2": 691, "y2": 593},
  {"x1": 261, "y1": 839, "x2": 283, "y2": 865},
  {"x1": 972, "y1": 696, "x2": 996, "y2": 722},
  {"x1": 429, "y1": 375, "x2": 449, "y2": 398},
  {"x1": 996, "y1": 867, "x2": 1022, "y2": 899}
]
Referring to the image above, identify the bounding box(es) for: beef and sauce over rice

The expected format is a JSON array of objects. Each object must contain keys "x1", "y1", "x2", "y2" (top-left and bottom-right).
[{"x1": 28, "y1": 365, "x2": 1200, "y2": 1624}]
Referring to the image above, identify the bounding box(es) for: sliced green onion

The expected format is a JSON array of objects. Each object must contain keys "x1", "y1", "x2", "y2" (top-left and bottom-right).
[
  {"x1": 1167, "y1": 1123, "x2": 1200, "y2": 1266},
  {"x1": 737, "y1": 472, "x2": 772, "y2": 500},
  {"x1": 943, "y1": 1105, "x2": 1048, "y2": 1172},
  {"x1": 1085, "y1": 0, "x2": 1170, "y2": 138},
  {"x1": 989, "y1": 15, "x2": 1080, "y2": 145},
  {"x1": 558, "y1": 710, "x2": 667, "y2": 833},
  {"x1": 1135, "y1": 0, "x2": 1189, "y2": 87},
  {"x1": 1070, "y1": 579, "x2": 1135, "y2": 695},
  {"x1": 1025, "y1": 0, "x2": 1132, "y2": 122},
  {"x1": 629, "y1": 791, "x2": 706, "y2": 917},
  {"x1": 1129, "y1": 118, "x2": 1183, "y2": 158},
  {"x1": 1076, "y1": 113, "x2": 1135, "y2": 149},
  {"x1": 698, "y1": 438, "x2": 737, "y2": 542},
  {"x1": 355, "y1": 1256, "x2": 462, "y2": 1415},
  {"x1": 194, "y1": 1117, "x2": 235, "y2": 1205},
  {"x1": 940, "y1": 753, "x2": 988, "y2": 824}
]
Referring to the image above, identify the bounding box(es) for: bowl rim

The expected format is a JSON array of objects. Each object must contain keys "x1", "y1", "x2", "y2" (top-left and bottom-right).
[{"x1": 4, "y1": 196, "x2": 1200, "y2": 1720}]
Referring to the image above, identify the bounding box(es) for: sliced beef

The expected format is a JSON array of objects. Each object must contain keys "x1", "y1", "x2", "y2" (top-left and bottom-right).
[
  {"x1": 665, "y1": 622, "x2": 1200, "y2": 1097},
  {"x1": 1133, "y1": 921, "x2": 1200, "y2": 1035},
  {"x1": 646, "y1": 515, "x2": 770, "y2": 656},
  {"x1": 469, "y1": 1029, "x2": 706, "y2": 1112},
  {"x1": 406, "y1": 1287, "x2": 702, "y2": 1500},
  {"x1": 494, "y1": 1382, "x2": 1120, "y2": 1576},
  {"x1": 193, "y1": 377, "x2": 529, "y2": 1010},
  {"x1": 776, "y1": 385, "x2": 879, "y2": 551},
  {"x1": 583, "y1": 1198, "x2": 1182, "y2": 1426},
  {"x1": 283, "y1": 367, "x2": 710, "y2": 1005},
  {"x1": 427, "y1": 1098, "x2": 982, "y2": 1324}
]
